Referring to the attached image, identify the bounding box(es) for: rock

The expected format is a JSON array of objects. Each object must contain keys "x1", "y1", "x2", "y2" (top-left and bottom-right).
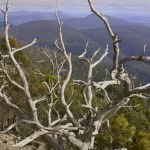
[{"x1": 0, "y1": 134, "x2": 46, "y2": 150}]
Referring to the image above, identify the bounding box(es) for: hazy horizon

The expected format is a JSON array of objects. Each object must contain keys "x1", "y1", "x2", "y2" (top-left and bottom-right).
[
  {"x1": 1, "y1": 0, "x2": 150, "y2": 7},
  {"x1": 5, "y1": 5, "x2": 150, "y2": 18},
  {"x1": 1, "y1": 0, "x2": 150, "y2": 15},
  {"x1": 1, "y1": 0, "x2": 150, "y2": 24}
]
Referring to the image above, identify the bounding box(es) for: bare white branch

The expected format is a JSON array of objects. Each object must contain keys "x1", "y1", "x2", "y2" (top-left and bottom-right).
[
  {"x1": 1, "y1": 66, "x2": 25, "y2": 91},
  {"x1": 56, "y1": 10, "x2": 79, "y2": 127},
  {"x1": 12, "y1": 38, "x2": 37, "y2": 54},
  {"x1": 120, "y1": 56, "x2": 150, "y2": 65},
  {"x1": 0, "y1": 122, "x2": 18, "y2": 134},
  {"x1": 91, "y1": 45, "x2": 109, "y2": 68},
  {"x1": 93, "y1": 80, "x2": 120, "y2": 90},
  {"x1": 12, "y1": 130, "x2": 48, "y2": 148},
  {"x1": 78, "y1": 42, "x2": 89, "y2": 62},
  {"x1": 0, "y1": 1, "x2": 149, "y2": 149},
  {"x1": 34, "y1": 96, "x2": 47, "y2": 105},
  {"x1": 3, "y1": 1, "x2": 41, "y2": 125}
]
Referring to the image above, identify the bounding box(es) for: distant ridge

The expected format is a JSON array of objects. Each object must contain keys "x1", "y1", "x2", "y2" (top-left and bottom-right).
[
  {"x1": 9, "y1": 20, "x2": 99, "y2": 55},
  {"x1": 63, "y1": 14, "x2": 130, "y2": 29},
  {"x1": 0, "y1": 16, "x2": 149, "y2": 82},
  {"x1": 0, "y1": 11, "x2": 73, "y2": 25}
]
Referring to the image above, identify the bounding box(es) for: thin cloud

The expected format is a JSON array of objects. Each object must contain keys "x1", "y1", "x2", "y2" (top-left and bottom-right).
[{"x1": 1, "y1": 0, "x2": 150, "y2": 7}]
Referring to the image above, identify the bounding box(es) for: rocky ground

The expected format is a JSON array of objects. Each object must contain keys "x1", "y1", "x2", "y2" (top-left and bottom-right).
[{"x1": 0, "y1": 134, "x2": 46, "y2": 150}]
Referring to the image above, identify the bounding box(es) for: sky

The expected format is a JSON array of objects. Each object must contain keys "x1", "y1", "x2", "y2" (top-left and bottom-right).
[
  {"x1": 1, "y1": 0, "x2": 150, "y2": 7},
  {"x1": 1, "y1": 0, "x2": 150, "y2": 16}
]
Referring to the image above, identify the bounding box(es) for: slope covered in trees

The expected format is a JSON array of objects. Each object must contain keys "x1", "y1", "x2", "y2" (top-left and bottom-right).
[
  {"x1": 0, "y1": 0, "x2": 149, "y2": 150},
  {"x1": 2, "y1": 18, "x2": 149, "y2": 82}
]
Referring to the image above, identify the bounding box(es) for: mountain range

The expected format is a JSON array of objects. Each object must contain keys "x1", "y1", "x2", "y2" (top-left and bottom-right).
[
  {"x1": 0, "y1": 13, "x2": 149, "y2": 82},
  {"x1": 5, "y1": 14, "x2": 150, "y2": 57},
  {"x1": 9, "y1": 20, "x2": 99, "y2": 55},
  {"x1": 64, "y1": 14, "x2": 131, "y2": 29},
  {"x1": 0, "y1": 11, "x2": 73, "y2": 25}
]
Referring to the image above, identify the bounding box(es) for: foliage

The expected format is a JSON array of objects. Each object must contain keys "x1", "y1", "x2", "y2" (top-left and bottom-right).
[
  {"x1": 95, "y1": 96, "x2": 150, "y2": 150},
  {"x1": 0, "y1": 2, "x2": 149, "y2": 149},
  {"x1": 0, "y1": 37, "x2": 149, "y2": 149},
  {"x1": 135, "y1": 130, "x2": 150, "y2": 150},
  {"x1": 111, "y1": 114, "x2": 136, "y2": 149}
]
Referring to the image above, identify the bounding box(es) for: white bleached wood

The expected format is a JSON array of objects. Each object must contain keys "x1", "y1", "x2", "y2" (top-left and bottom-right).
[
  {"x1": 12, "y1": 38, "x2": 37, "y2": 54},
  {"x1": 93, "y1": 80, "x2": 120, "y2": 90},
  {"x1": 12, "y1": 130, "x2": 48, "y2": 148},
  {"x1": 78, "y1": 42, "x2": 89, "y2": 62},
  {"x1": 88, "y1": 0, "x2": 120, "y2": 75},
  {"x1": 0, "y1": 122, "x2": 17, "y2": 134},
  {"x1": 0, "y1": 0, "x2": 149, "y2": 149},
  {"x1": 3, "y1": 1, "x2": 41, "y2": 125},
  {"x1": 56, "y1": 10, "x2": 79, "y2": 127}
]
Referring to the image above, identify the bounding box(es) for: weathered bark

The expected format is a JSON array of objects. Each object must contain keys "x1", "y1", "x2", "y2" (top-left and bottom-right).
[{"x1": 0, "y1": 0, "x2": 149, "y2": 150}]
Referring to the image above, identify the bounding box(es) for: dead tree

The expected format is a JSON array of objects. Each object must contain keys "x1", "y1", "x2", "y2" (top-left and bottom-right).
[{"x1": 0, "y1": 0, "x2": 149, "y2": 149}]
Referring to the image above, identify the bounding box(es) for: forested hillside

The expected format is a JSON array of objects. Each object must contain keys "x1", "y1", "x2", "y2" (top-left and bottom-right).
[
  {"x1": 1, "y1": 14, "x2": 149, "y2": 82},
  {"x1": 0, "y1": 0, "x2": 149, "y2": 150}
]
